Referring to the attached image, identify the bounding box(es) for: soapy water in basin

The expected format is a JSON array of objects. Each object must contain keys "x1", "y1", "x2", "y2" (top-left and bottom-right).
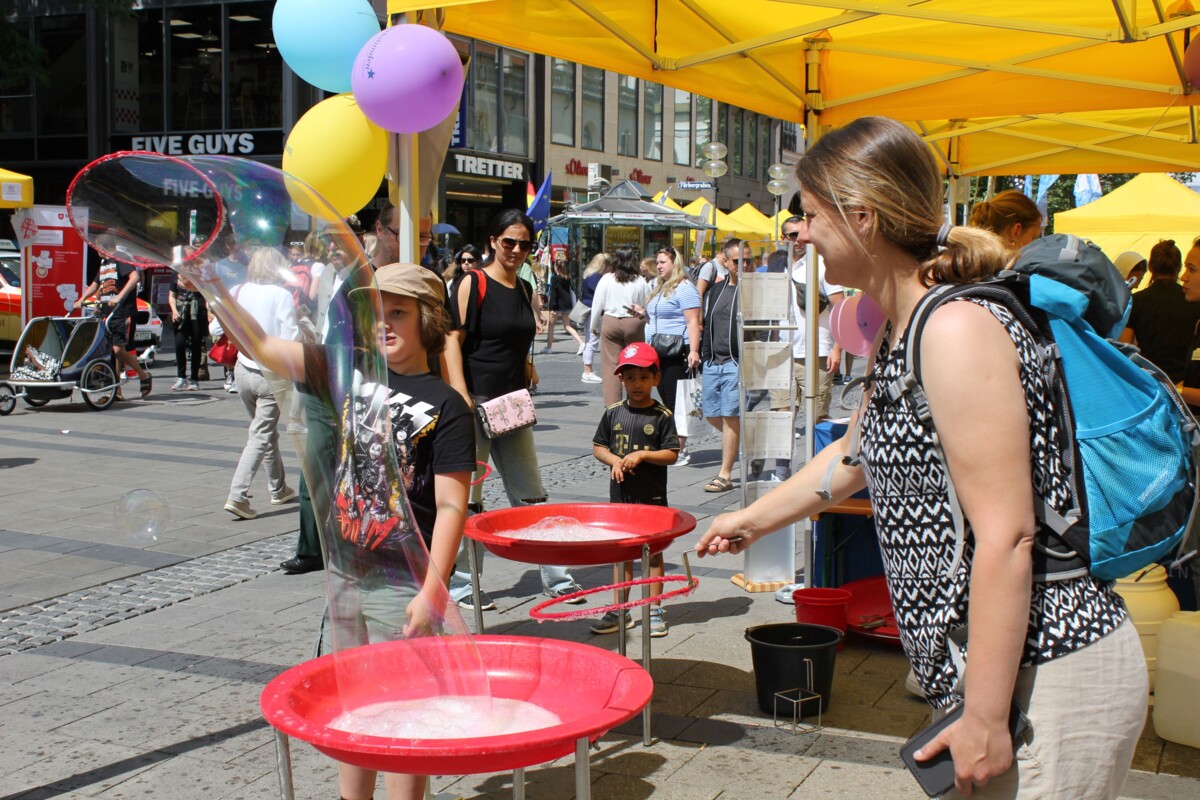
[
  {"x1": 330, "y1": 696, "x2": 562, "y2": 739},
  {"x1": 500, "y1": 516, "x2": 635, "y2": 542}
]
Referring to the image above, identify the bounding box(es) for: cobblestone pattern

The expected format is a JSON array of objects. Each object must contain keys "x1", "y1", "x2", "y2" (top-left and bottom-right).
[
  {"x1": 0, "y1": 406, "x2": 716, "y2": 656},
  {"x1": 0, "y1": 534, "x2": 293, "y2": 655}
]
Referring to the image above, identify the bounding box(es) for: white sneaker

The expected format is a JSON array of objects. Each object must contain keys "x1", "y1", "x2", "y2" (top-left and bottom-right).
[
  {"x1": 576, "y1": 344, "x2": 585, "y2": 355},
  {"x1": 171, "y1": 378, "x2": 187, "y2": 391},
  {"x1": 581, "y1": 373, "x2": 603, "y2": 384},
  {"x1": 672, "y1": 449, "x2": 691, "y2": 467}
]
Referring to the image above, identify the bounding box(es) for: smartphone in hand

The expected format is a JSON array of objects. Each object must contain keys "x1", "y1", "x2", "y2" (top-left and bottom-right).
[{"x1": 899, "y1": 703, "x2": 1030, "y2": 797}]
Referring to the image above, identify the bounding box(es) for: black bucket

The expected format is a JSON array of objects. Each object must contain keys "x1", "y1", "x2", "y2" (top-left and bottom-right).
[{"x1": 745, "y1": 623, "x2": 841, "y2": 716}]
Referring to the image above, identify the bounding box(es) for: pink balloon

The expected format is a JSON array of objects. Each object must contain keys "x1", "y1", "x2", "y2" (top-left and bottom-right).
[
  {"x1": 855, "y1": 293, "x2": 886, "y2": 343},
  {"x1": 351, "y1": 25, "x2": 464, "y2": 133},
  {"x1": 1186, "y1": 39, "x2": 1200, "y2": 90},
  {"x1": 832, "y1": 294, "x2": 873, "y2": 357}
]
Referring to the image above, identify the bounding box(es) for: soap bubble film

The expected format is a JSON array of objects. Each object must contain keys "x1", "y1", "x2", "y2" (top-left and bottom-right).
[
  {"x1": 113, "y1": 489, "x2": 170, "y2": 545},
  {"x1": 68, "y1": 152, "x2": 494, "y2": 721}
]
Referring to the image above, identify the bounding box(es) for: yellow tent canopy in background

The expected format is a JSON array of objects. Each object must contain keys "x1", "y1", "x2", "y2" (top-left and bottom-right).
[
  {"x1": 1054, "y1": 173, "x2": 1200, "y2": 260},
  {"x1": 727, "y1": 203, "x2": 776, "y2": 238},
  {"x1": 0, "y1": 167, "x2": 33, "y2": 209},
  {"x1": 651, "y1": 190, "x2": 684, "y2": 210},
  {"x1": 680, "y1": 198, "x2": 768, "y2": 244}
]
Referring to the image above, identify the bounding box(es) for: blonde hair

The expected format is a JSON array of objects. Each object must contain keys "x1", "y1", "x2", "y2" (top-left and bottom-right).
[
  {"x1": 649, "y1": 246, "x2": 688, "y2": 301},
  {"x1": 969, "y1": 189, "x2": 1042, "y2": 247},
  {"x1": 584, "y1": 252, "x2": 610, "y2": 277},
  {"x1": 795, "y1": 116, "x2": 1009, "y2": 286},
  {"x1": 246, "y1": 247, "x2": 290, "y2": 284}
]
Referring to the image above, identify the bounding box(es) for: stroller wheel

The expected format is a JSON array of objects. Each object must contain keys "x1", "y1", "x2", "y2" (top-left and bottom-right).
[
  {"x1": 23, "y1": 394, "x2": 50, "y2": 408},
  {"x1": 81, "y1": 359, "x2": 118, "y2": 410},
  {"x1": 0, "y1": 383, "x2": 14, "y2": 416}
]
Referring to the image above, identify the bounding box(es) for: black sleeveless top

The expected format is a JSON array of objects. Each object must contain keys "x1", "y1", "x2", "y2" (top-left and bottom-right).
[{"x1": 454, "y1": 270, "x2": 535, "y2": 400}]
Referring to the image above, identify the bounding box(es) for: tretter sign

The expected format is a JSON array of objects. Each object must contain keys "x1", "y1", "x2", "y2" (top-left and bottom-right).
[{"x1": 451, "y1": 153, "x2": 525, "y2": 180}]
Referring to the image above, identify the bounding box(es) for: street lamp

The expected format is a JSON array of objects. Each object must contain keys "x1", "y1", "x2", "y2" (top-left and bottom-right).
[
  {"x1": 701, "y1": 142, "x2": 728, "y2": 257},
  {"x1": 766, "y1": 161, "x2": 790, "y2": 242}
]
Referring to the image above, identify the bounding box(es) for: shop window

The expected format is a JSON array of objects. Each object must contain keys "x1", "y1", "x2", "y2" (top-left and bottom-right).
[
  {"x1": 716, "y1": 103, "x2": 727, "y2": 158},
  {"x1": 226, "y1": 3, "x2": 281, "y2": 130},
  {"x1": 581, "y1": 66, "x2": 604, "y2": 151},
  {"x1": 472, "y1": 43, "x2": 499, "y2": 152},
  {"x1": 168, "y1": 4, "x2": 222, "y2": 130},
  {"x1": 673, "y1": 89, "x2": 691, "y2": 166},
  {"x1": 501, "y1": 51, "x2": 527, "y2": 156},
  {"x1": 617, "y1": 75, "x2": 638, "y2": 157},
  {"x1": 113, "y1": 9, "x2": 163, "y2": 132},
  {"x1": 782, "y1": 121, "x2": 799, "y2": 153},
  {"x1": 732, "y1": 108, "x2": 743, "y2": 176},
  {"x1": 0, "y1": 17, "x2": 33, "y2": 135},
  {"x1": 36, "y1": 14, "x2": 88, "y2": 136},
  {"x1": 761, "y1": 115, "x2": 773, "y2": 170},
  {"x1": 748, "y1": 114, "x2": 758, "y2": 179},
  {"x1": 643, "y1": 82, "x2": 662, "y2": 161},
  {"x1": 694, "y1": 96, "x2": 711, "y2": 168},
  {"x1": 550, "y1": 59, "x2": 574, "y2": 146}
]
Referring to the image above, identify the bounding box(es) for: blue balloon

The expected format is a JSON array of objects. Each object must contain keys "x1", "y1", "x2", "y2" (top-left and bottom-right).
[{"x1": 273, "y1": 0, "x2": 380, "y2": 94}]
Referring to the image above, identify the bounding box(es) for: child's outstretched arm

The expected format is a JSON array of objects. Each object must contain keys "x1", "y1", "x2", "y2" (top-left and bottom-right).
[{"x1": 593, "y1": 444, "x2": 627, "y2": 483}]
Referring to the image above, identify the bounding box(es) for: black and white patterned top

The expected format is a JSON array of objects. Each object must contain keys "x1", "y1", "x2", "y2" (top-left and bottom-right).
[{"x1": 859, "y1": 297, "x2": 1127, "y2": 709}]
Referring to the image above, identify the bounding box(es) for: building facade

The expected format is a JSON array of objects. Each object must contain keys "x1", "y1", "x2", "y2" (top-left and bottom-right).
[{"x1": 1, "y1": 1, "x2": 801, "y2": 255}]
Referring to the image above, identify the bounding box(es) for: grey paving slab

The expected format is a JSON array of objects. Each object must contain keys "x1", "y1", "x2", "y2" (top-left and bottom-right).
[{"x1": 0, "y1": 352, "x2": 1195, "y2": 800}]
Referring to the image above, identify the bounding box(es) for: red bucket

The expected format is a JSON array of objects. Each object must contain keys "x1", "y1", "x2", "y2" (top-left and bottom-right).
[{"x1": 793, "y1": 588, "x2": 852, "y2": 649}]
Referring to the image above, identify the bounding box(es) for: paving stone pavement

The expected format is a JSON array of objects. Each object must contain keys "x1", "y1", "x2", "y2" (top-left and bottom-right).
[{"x1": 0, "y1": 342, "x2": 1197, "y2": 799}]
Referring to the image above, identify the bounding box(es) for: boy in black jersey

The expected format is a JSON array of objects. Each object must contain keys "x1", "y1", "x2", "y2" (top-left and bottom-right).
[{"x1": 591, "y1": 342, "x2": 679, "y2": 636}]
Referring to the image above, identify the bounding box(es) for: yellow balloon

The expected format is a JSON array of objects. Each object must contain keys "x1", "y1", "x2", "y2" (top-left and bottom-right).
[{"x1": 283, "y1": 93, "x2": 386, "y2": 218}]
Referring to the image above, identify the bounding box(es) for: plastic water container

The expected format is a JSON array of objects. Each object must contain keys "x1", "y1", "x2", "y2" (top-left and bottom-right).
[
  {"x1": 1152, "y1": 611, "x2": 1200, "y2": 747},
  {"x1": 793, "y1": 587, "x2": 852, "y2": 651},
  {"x1": 1114, "y1": 565, "x2": 1179, "y2": 693}
]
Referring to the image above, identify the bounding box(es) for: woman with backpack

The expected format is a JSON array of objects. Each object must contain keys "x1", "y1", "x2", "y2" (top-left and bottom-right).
[
  {"x1": 697, "y1": 117, "x2": 1144, "y2": 799},
  {"x1": 442, "y1": 209, "x2": 583, "y2": 612}
]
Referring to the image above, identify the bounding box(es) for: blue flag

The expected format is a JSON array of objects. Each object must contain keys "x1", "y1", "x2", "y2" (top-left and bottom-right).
[
  {"x1": 1074, "y1": 174, "x2": 1102, "y2": 207},
  {"x1": 527, "y1": 171, "x2": 553, "y2": 233}
]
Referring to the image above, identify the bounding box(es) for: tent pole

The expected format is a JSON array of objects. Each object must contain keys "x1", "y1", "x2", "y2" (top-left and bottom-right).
[{"x1": 800, "y1": 44, "x2": 823, "y2": 592}]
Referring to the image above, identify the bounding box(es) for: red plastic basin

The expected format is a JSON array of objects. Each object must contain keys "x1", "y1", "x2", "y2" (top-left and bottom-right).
[
  {"x1": 464, "y1": 502, "x2": 697, "y2": 566},
  {"x1": 260, "y1": 635, "x2": 653, "y2": 775}
]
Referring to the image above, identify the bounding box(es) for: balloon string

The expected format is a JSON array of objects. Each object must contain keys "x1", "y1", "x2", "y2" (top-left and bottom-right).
[{"x1": 528, "y1": 575, "x2": 699, "y2": 623}]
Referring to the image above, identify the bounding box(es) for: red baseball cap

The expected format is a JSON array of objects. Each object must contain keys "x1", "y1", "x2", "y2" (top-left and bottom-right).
[{"x1": 615, "y1": 341, "x2": 660, "y2": 374}]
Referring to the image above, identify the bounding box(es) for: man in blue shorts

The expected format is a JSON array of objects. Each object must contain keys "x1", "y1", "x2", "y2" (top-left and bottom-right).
[{"x1": 699, "y1": 238, "x2": 747, "y2": 493}]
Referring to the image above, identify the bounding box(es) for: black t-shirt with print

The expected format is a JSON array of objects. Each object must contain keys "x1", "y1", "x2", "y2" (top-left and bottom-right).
[
  {"x1": 387, "y1": 371, "x2": 476, "y2": 545},
  {"x1": 593, "y1": 400, "x2": 679, "y2": 505},
  {"x1": 97, "y1": 259, "x2": 139, "y2": 318}
]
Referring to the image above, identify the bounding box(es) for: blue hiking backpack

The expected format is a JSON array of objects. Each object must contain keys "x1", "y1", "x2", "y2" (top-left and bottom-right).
[{"x1": 888, "y1": 234, "x2": 1200, "y2": 581}]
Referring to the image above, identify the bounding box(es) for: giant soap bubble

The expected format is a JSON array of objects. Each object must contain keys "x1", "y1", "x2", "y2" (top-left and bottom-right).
[
  {"x1": 114, "y1": 489, "x2": 170, "y2": 545},
  {"x1": 66, "y1": 152, "x2": 492, "y2": 714}
]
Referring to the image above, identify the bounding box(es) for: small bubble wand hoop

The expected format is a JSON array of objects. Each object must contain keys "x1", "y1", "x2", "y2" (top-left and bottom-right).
[{"x1": 529, "y1": 551, "x2": 700, "y2": 622}]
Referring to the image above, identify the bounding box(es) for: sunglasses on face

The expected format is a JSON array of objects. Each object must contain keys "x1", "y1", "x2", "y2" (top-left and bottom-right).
[
  {"x1": 498, "y1": 237, "x2": 535, "y2": 251},
  {"x1": 782, "y1": 230, "x2": 801, "y2": 240},
  {"x1": 457, "y1": 256, "x2": 477, "y2": 265}
]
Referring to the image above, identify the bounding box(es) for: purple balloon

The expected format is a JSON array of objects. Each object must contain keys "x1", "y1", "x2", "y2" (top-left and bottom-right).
[
  {"x1": 855, "y1": 293, "x2": 886, "y2": 342},
  {"x1": 351, "y1": 25, "x2": 464, "y2": 134}
]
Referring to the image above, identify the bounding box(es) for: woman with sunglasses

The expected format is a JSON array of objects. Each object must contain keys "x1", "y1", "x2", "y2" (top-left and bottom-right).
[
  {"x1": 444, "y1": 209, "x2": 583, "y2": 611},
  {"x1": 590, "y1": 246, "x2": 651, "y2": 405},
  {"x1": 644, "y1": 245, "x2": 702, "y2": 464},
  {"x1": 442, "y1": 244, "x2": 482, "y2": 282}
]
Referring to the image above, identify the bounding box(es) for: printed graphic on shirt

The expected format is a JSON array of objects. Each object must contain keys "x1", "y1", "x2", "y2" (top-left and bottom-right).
[
  {"x1": 333, "y1": 377, "x2": 406, "y2": 552},
  {"x1": 386, "y1": 389, "x2": 436, "y2": 494}
]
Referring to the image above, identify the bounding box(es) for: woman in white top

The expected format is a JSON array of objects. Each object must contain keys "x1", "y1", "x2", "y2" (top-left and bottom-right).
[
  {"x1": 589, "y1": 246, "x2": 650, "y2": 405},
  {"x1": 213, "y1": 246, "x2": 300, "y2": 520}
]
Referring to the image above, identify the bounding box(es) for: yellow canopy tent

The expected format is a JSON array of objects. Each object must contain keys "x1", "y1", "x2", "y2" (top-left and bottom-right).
[
  {"x1": 651, "y1": 190, "x2": 684, "y2": 210},
  {"x1": 727, "y1": 203, "x2": 776, "y2": 239},
  {"x1": 917, "y1": 106, "x2": 1200, "y2": 177},
  {"x1": 392, "y1": 2, "x2": 1200, "y2": 129},
  {"x1": 0, "y1": 167, "x2": 33, "y2": 209},
  {"x1": 680, "y1": 197, "x2": 767, "y2": 244},
  {"x1": 1054, "y1": 173, "x2": 1200, "y2": 261}
]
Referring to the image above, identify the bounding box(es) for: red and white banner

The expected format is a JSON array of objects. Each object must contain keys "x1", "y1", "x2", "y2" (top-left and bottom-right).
[{"x1": 11, "y1": 205, "x2": 88, "y2": 327}]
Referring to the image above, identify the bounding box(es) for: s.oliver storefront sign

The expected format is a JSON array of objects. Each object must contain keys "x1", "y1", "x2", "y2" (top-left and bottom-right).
[{"x1": 110, "y1": 132, "x2": 284, "y2": 157}]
